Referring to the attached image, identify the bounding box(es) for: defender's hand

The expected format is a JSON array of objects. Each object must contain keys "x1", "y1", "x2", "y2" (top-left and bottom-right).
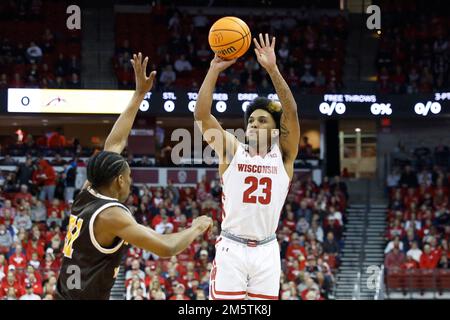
[
  {"x1": 253, "y1": 33, "x2": 277, "y2": 72},
  {"x1": 130, "y1": 52, "x2": 157, "y2": 95},
  {"x1": 192, "y1": 215, "x2": 213, "y2": 236}
]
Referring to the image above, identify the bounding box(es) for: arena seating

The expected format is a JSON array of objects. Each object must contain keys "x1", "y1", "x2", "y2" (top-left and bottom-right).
[
  {"x1": 0, "y1": 0, "x2": 81, "y2": 89},
  {"x1": 113, "y1": 8, "x2": 348, "y2": 93},
  {"x1": 375, "y1": 0, "x2": 449, "y2": 94},
  {"x1": 384, "y1": 144, "x2": 450, "y2": 297}
]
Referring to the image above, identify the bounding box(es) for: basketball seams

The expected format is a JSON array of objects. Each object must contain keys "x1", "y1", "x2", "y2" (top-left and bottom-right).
[
  {"x1": 223, "y1": 17, "x2": 251, "y2": 53},
  {"x1": 210, "y1": 30, "x2": 246, "y2": 58},
  {"x1": 209, "y1": 29, "x2": 248, "y2": 48},
  {"x1": 208, "y1": 17, "x2": 251, "y2": 59},
  {"x1": 209, "y1": 32, "x2": 250, "y2": 48}
]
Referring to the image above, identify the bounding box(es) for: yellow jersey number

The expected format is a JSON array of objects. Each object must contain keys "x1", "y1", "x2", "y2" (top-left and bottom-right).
[{"x1": 63, "y1": 215, "x2": 84, "y2": 258}]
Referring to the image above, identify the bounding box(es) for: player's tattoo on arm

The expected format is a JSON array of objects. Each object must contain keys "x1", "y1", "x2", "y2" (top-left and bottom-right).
[
  {"x1": 268, "y1": 67, "x2": 298, "y2": 116},
  {"x1": 280, "y1": 114, "x2": 290, "y2": 138},
  {"x1": 268, "y1": 66, "x2": 300, "y2": 162},
  {"x1": 269, "y1": 68, "x2": 298, "y2": 138}
]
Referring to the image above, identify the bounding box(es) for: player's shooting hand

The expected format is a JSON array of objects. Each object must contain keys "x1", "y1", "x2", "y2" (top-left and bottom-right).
[
  {"x1": 253, "y1": 33, "x2": 277, "y2": 72},
  {"x1": 209, "y1": 54, "x2": 236, "y2": 73},
  {"x1": 130, "y1": 52, "x2": 157, "y2": 95},
  {"x1": 192, "y1": 215, "x2": 213, "y2": 236}
]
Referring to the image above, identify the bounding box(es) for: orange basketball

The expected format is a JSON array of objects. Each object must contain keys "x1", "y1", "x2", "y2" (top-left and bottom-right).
[{"x1": 208, "y1": 16, "x2": 251, "y2": 60}]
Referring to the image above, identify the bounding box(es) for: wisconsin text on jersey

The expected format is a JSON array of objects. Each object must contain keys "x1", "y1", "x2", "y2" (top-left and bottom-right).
[{"x1": 237, "y1": 164, "x2": 278, "y2": 174}]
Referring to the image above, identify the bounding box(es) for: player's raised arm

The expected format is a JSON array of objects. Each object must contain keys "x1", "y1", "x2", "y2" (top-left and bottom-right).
[
  {"x1": 254, "y1": 34, "x2": 300, "y2": 165},
  {"x1": 98, "y1": 206, "x2": 213, "y2": 257},
  {"x1": 104, "y1": 52, "x2": 157, "y2": 154},
  {"x1": 194, "y1": 55, "x2": 239, "y2": 161}
]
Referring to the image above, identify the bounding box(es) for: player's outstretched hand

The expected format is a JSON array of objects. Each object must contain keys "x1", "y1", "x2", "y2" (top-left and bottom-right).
[
  {"x1": 253, "y1": 33, "x2": 277, "y2": 72},
  {"x1": 192, "y1": 215, "x2": 213, "y2": 236},
  {"x1": 209, "y1": 54, "x2": 236, "y2": 73},
  {"x1": 130, "y1": 52, "x2": 157, "y2": 95}
]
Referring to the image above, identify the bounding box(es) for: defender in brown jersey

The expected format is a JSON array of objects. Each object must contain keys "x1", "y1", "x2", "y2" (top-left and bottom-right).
[{"x1": 55, "y1": 53, "x2": 213, "y2": 300}]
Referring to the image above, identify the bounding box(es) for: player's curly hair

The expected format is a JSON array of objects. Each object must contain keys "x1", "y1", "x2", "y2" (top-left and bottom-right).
[
  {"x1": 87, "y1": 151, "x2": 128, "y2": 188},
  {"x1": 244, "y1": 96, "x2": 282, "y2": 130}
]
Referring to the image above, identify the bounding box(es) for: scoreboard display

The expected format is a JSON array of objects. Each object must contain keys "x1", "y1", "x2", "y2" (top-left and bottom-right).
[{"x1": 2, "y1": 88, "x2": 450, "y2": 118}]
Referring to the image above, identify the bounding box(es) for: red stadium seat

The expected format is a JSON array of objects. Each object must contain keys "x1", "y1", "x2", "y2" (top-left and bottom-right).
[
  {"x1": 436, "y1": 269, "x2": 450, "y2": 292},
  {"x1": 386, "y1": 268, "x2": 406, "y2": 290},
  {"x1": 409, "y1": 269, "x2": 436, "y2": 292}
]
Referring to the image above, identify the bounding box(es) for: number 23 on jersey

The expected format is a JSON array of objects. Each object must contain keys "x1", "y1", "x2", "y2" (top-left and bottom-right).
[
  {"x1": 242, "y1": 176, "x2": 272, "y2": 205},
  {"x1": 63, "y1": 215, "x2": 84, "y2": 258}
]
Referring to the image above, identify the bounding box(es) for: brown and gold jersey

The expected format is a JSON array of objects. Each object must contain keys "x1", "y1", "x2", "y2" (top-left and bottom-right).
[{"x1": 55, "y1": 187, "x2": 131, "y2": 300}]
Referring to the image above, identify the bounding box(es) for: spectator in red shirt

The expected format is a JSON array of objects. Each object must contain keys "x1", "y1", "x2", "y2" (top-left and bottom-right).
[
  {"x1": 125, "y1": 247, "x2": 143, "y2": 267},
  {"x1": 418, "y1": 218, "x2": 433, "y2": 239},
  {"x1": 286, "y1": 233, "x2": 307, "y2": 265},
  {"x1": 9, "y1": 244, "x2": 27, "y2": 270},
  {"x1": 42, "y1": 248, "x2": 60, "y2": 272},
  {"x1": 419, "y1": 244, "x2": 440, "y2": 269},
  {"x1": 32, "y1": 159, "x2": 56, "y2": 202},
  {"x1": 404, "y1": 187, "x2": 420, "y2": 208},
  {"x1": 26, "y1": 233, "x2": 45, "y2": 261},
  {"x1": 401, "y1": 255, "x2": 418, "y2": 270},
  {"x1": 384, "y1": 246, "x2": 405, "y2": 270},
  {"x1": 0, "y1": 271, "x2": 24, "y2": 298},
  {"x1": 45, "y1": 225, "x2": 63, "y2": 244},
  {"x1": 387, "y1": 219, "x2": 405, "y2": 240},
  {"x1": 13, "y1": 185, "x2": 33, "y2": 207},
  {"x1": 47, "y1": 130, "x2": 66, "y2": 149},
  {"x1": 433, "y1": 188, "x2": 448, "y2": 210},
  {"x1": 46, "y1": 198, "x2": 65, "y2": 219},
  {"x1": 0, "y1": 199, "x2": 16, "y2": 219},
  {"x1": 144, "y1": 265, "x2": 165, "y2": 288},
  {"x1": 283, "y1": 211, "x2": 297, "y2": 232},
  {"x1": 23, "y1": 272, "x2": 43, "y2": 296},
  {"x1": 300, "y1": 276, "x2": 320, "y2": 300}
]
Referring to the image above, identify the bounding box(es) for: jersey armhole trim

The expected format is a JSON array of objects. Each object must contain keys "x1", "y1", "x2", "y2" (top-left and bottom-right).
[{"x1": 89, "y1": 202, "x2": 131, "y2": 254}]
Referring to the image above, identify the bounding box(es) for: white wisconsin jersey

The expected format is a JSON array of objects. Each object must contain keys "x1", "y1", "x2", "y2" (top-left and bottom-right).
[{"x1": 221, "y1": 142, "x2": 290, "y2": 240}]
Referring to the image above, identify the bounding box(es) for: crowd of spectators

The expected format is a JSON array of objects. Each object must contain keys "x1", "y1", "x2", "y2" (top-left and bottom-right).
[
  {"x1": 0, "y1": 141, "x2": 348, "y2": 300},
  {"x1": 376, "y1": 1, "x2": 450, "y2": 94},
  {"x1": 0, "y1": 0, "x2": 81, "y2": 90},
  {"x1": 113, "y1": 6, "x2": 348, "y2": 93},
  {"x1": 384, "y1": 143, "x2": 450, "y2": 292}
]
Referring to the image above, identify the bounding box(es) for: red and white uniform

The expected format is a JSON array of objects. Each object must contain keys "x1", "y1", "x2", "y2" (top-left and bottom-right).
[{"x1": 210, "y1": 142, "x2": 290, "y2": 300}]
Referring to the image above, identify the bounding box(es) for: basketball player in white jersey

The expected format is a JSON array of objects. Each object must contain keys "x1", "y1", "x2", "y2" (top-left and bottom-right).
[{"x1": 194, "y1": 33, "x2": 300, "y2": 300}]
